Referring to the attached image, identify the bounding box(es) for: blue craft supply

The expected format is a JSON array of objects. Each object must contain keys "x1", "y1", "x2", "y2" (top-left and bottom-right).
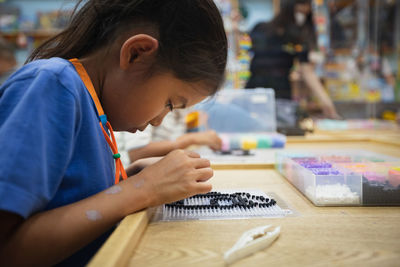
[
  {"x1": 293, "y1": 157, "x2": 318, "y2": 163},
  {"x1": 302, "y1": 162, "x2": 332, "y2": 169},
  {"x1": 271, "y1": 135, "x2": 286, "y2": 148},
  {"x1": 229, "y1": 136, "x2": 241, "y2": 150},
  {"x1": 309, "y1": 168, "x2": 341, "y2": 175},
  {"x1": 186, "y1": 126, "x2": 206, "y2": 133}
]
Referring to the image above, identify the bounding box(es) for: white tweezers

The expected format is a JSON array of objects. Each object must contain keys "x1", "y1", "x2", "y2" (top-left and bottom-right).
[{"x1": 224, "y1": 225, "x2": 281, "y2": 265}]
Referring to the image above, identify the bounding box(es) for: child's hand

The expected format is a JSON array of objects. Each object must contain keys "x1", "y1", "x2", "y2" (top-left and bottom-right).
[
  {"x1": 133, "y1": 149, "x2": 213, "y2": 207},
  {"x1": 321, "y1": 104, "x2": 341, "y2": 120},
  {"x1": 125, "y1": 157, "x2": 162, "y2": 176},
  {"x1": 197, "y1": 130, "x2": 222, "y2": 151},
  {"x1": 177, "y1": 130, "x2": 222, "y2": 151}
]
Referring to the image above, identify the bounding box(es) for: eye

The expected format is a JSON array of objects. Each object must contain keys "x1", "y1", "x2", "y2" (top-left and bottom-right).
[{"x1": 166, "y1": 100, "x2": 174, "y2": 111}]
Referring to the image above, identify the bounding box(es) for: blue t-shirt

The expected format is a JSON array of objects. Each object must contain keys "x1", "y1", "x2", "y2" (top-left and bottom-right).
[{"x1": 0, "y1": 58, "x2": 115, "y2": 265}]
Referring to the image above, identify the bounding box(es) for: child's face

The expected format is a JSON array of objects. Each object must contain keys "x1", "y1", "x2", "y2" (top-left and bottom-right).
[{"x1": 103, "y1": 72, "x2": 208, "y2": 132}]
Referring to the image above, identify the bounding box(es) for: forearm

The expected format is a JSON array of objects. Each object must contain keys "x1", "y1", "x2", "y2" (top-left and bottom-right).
[
  {"x1": 128, "y1": 135, "x2": 199, "y2": 163},
  {"x1": 128, "y1": 131, "x2": 220, "y2": 164},
  {"x1": 301, "y1": 64, "x2": 334, "y2": 107},
  {"x1": 0, "y1": 175, "x2": 151, "y2": 266},
  {"x1": 128, "y1": 141, "x2": 176, "y2": 163}
]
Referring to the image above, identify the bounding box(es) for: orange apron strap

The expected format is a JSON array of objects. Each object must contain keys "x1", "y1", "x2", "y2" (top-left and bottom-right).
[
  {"x1": 69, "y1": 58, "x2": 127, "y2": 184},
  {"x1": 69, "y1": 58, "x2": 105, "y2": 116}
]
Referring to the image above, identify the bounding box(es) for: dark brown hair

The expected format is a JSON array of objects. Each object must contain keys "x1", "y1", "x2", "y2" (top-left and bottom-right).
[
  {"x1": 273, "y1": 0, "x2": 316, "y2": 48},
  {"x1": 27, "y1": 0, "x2": 228, "y2": 94}
]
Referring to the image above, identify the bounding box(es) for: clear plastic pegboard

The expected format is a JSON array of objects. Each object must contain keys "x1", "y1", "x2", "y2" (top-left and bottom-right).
[{"x1": 152, "y1": 189, "x2": 293, "y2": 222}]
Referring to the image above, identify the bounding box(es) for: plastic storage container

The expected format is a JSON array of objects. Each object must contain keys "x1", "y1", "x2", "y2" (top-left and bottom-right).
[
  {"x1": 192, "y1": 88, "x2": 276, "y2": 133},
  {"x1": 220, "y1": 133, "x2": 286, "y2": 152},
  {"x1": 275, "y1": 150, "x2": 400, "y2": 206}
]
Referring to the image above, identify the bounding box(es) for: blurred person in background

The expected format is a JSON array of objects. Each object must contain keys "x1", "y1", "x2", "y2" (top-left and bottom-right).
[
  {"x1": 246, "y1": 0, "x2": 339, "y2": 119},
  {"x1": 0, "y1": 37, "x2": 17, "y2": 86}
]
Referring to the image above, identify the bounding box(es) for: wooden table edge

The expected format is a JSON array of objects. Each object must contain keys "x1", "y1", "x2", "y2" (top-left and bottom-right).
[{"x1": 87, "y1": 210, "x2": 150, "y2": 267}]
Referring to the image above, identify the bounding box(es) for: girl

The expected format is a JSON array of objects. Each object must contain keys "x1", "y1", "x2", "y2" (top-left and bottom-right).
[{"x1": 0, "y1": 0, "x2": 227, "y2": 266}]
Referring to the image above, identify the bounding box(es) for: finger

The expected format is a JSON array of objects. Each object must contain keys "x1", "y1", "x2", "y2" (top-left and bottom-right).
[
  {"x1": 194, "y1": 167, "x2": 214, "y2": 182},
  {"x1": 194, "y1": 182, "x2": 212, "y2": 194},
  {"x1": 192, "y1": 158, "x2": 211, "y2": 169},
  {"x1": 185, "y1": 150, "x2": 200, "y2": 158},
  {"x1": 210, "y1": 138, "x2": 222, "y2": 151}
]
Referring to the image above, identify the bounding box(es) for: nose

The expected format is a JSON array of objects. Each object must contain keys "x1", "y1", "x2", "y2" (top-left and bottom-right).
[{"x1": 149, "y1": 109, "x2": 169, "y2": 127}]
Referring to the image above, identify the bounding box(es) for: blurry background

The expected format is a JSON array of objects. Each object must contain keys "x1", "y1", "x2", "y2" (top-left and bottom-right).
[{"x1": 1, "y1": 0, "x2": 399, "y2": 125}]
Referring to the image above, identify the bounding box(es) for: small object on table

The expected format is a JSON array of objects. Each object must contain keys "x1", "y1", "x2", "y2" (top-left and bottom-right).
[
  {"x1": 388, "y1": 167, "x2": 400, "y2": 187},
  {"x1": 224, "y1": 225, "x2": 280, "y2": 265}
]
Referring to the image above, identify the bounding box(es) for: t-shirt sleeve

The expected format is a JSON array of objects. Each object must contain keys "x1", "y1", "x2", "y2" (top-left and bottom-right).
[{"x1": 0, "y1": 70, "x2": 80, "y2": 218}]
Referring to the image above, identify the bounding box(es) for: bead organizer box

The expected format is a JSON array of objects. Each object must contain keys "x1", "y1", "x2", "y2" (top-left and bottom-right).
[
  {"x1": 219, "y1": 133, "x2": 286, "y2": 154},
  {"x1": 189, "y1": 88, "x2": 277, "y2": 133},
  {"x1": 195, "y1": 132, "x2": 286, "y2": 166},
  {"x1": 152, "y1": 190, "x2": 292, "y2": 221},
  {"x1": 188, "y1": 89, "x2": 285, "y2": 164},
  {"x1": 275, "y1": 150, "x2": 400, "y2": 206}
]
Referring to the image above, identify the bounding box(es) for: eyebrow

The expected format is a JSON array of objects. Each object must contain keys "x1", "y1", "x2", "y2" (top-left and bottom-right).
[{"x1": 175, "y1": 96, "x2": 187, "y2": 109}]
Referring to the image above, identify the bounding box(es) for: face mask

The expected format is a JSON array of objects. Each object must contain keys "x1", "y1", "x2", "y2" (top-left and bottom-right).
[{"x1": 295, "y1": 12, "x2": 306, "y2": 26}]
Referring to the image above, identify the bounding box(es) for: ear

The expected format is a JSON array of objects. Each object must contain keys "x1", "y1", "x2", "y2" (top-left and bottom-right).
[{"x1": 120, "y1": 34, "x2": 159, "y2": 70}]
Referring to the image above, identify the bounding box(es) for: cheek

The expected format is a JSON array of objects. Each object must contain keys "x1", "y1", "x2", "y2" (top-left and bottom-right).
[
  {"x1": 104, "y1": 79, "x2": 168, "y2": 129},
  {"x1": 125, "y1": 99, "x2": 165, "y2": 126}
]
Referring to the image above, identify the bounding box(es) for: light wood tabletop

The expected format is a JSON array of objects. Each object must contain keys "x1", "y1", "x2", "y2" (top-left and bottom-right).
[{"x1": 90, "y1": 139, "x2": 400, "y2": 267}]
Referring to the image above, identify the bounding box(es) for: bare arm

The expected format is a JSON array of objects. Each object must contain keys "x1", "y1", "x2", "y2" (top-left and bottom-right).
[
  {"x1": 0, "y1": 174, "x2": 149, "y2": 266},
  {"x1": 0, "y1": 150, "x2": 213, "y2": 266},
  {"x1": 300, "y1": 63, "x2": 340, "y2": 119},
  {"x1": 128, "y1": 140, "x2": 177, "y2": 163},
  {"x1": 128, "y1": 130, "x2": 222, "y2": 163}
]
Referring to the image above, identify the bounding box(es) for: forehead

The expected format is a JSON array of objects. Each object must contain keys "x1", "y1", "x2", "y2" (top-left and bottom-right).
[
  {"x1": 176, "y1": 82, "x2": 209, "y2": 108},
  {"x1": 153, "y1": 73, "x2": 209, "y2": 100}
]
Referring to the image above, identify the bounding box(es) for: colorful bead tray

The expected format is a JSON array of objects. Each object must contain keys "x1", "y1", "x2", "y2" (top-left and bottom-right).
[
  {"x1": 275, "y1": 150, "x2": 400, "y2": 206},
  {"x1": 219, "y1": 133, "x2": 286, "y2": 153}
]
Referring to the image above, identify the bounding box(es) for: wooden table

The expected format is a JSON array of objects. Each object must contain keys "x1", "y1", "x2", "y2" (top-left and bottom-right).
[{"x1": 89, "y1": 139, "x2": 400, "y2": 267}]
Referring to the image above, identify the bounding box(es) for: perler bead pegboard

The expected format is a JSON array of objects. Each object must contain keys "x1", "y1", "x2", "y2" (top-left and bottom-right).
[{"x1": 153, "y1": 189, "x2": 292, "y2": 221}]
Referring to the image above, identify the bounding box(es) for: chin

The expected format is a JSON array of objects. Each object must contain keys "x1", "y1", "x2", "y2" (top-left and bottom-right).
[{"x1": 126, "y1": 127, "x2": 137, "y2": 133}]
